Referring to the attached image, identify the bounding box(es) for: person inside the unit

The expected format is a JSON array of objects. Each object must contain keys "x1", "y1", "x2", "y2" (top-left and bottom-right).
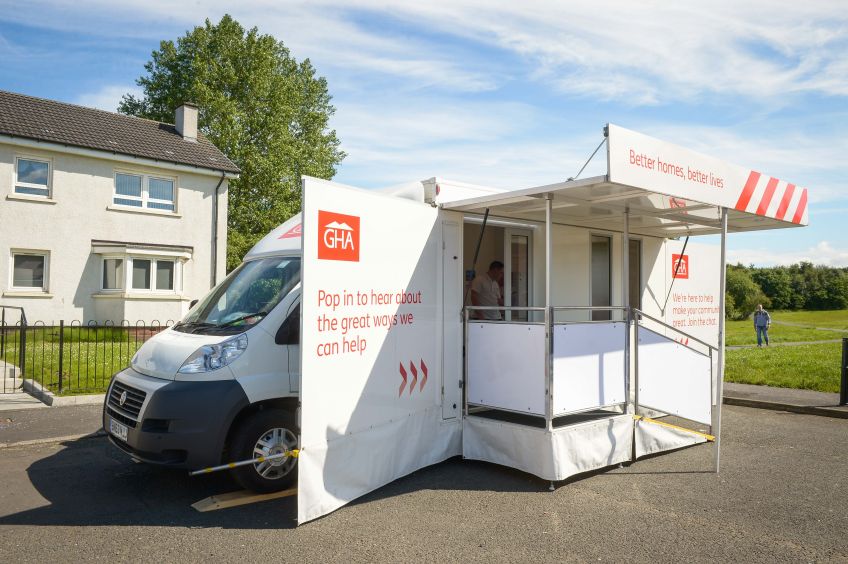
[
  {"x1": 753, "y1": 303, "x2": 771, "y2": 347},
  {"x1": 471, "y1": 261, "x2": 505, "y2": 320}
]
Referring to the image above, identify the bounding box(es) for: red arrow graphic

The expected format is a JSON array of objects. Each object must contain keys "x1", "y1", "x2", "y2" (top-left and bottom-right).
[
  {"x1": 420, "y1": 359, "x2": 428, "y2": 391},
  {"x1": 398, "y1": 362, "x2": 407, "y2": 397},
  {"x1": 409, "y1": 361, "x2": 418, "y2": 395}
]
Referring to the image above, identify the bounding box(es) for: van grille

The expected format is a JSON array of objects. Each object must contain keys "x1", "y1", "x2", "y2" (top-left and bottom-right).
[{"x1": 108, "y1": 382, "x2": 146, "y2": 421}]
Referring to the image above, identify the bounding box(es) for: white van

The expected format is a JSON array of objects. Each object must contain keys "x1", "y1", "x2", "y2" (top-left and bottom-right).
[{"x1": 103, "y1": 213, "x2": 305, "y2": 493}]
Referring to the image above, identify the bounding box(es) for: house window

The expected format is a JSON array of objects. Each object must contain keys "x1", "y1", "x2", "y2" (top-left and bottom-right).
[
  {"x1": 15, "y1": 158, "x2": 50, "y2": 197},
  {"x1": 102, "y1": 258, "x2": 124, "y2": 290},
  {"x1": 156, "y1": 260, "x2": 175, "y2": 290},
  {"x1": 129, "y1": 257, "x2": 177, "y2": 292},
  {"x1": 11, "y1": 251, "x2": 49, "y2": 291},
  {"x1": 132, "y1": 259, "x2": 152, "y2": 290},
  {"x1": 148, "y1": 178, "x2": 175, "y2": 211},
  {"x1": 114, "y1": 173, "x2": 143, "y2": 207},
  {"x1": 113, "y1": 172, "x2": 176, "y2": 212},
  {"x1": 96, "y1": 253, "x2": 181, "y2": 293}
]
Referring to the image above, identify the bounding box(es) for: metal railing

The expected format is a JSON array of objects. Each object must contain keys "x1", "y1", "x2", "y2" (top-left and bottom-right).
[
  {"x1": 0, "y1": 306, "x2": 27, "y2": 394},
  {"x1": 631, "y1": 307, "x2": 717, "y2": 430},
  {"x1": 463, "y1": 304, "x2": 717, "y2": 428},
  {"x1": 0, "y1": 312, "x2": 173, "y2": 395}
]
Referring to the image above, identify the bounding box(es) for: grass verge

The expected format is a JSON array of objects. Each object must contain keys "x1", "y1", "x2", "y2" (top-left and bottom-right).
[
  {"x1": 1, "y1": 326, "x2": 156, "y2": 395},
  {"x1": 725, "y1": 319, "x2": 845, "y2": 346},
  {"x1": 725, "y1": 342, "x2": 842, "y2": 393}
]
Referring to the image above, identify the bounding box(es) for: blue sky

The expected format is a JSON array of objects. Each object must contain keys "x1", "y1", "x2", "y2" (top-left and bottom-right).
[{"x1": 1, "y1": 1, "x2": 846, "y2": 266}]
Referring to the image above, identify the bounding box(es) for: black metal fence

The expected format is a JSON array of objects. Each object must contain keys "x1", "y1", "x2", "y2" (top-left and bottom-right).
[{"x1": 1, "y1": 306, "x2": 173, "y2": 395}]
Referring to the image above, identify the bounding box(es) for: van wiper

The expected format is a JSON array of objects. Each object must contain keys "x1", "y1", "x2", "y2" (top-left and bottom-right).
[
  {"x1": 217, "y1": 312, "x2": 268, "y2": 327},
  {"x1": 173, "y1": 321, "x2": 218, "y2": 334}
]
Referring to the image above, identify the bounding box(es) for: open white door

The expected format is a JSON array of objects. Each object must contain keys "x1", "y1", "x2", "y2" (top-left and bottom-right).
[{"x1": 298, "y1": 177, "x2": 462, "y2": 524}]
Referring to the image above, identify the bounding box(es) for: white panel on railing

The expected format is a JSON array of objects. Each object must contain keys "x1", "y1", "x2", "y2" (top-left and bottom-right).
[
  {"x1": 637, "y1": 327, "x2": 712, "y2": 425},
  {"x1": 552, "y1": 322, "x2": 626, "y2": 415},
  {"x1": 467, "y1": 322, "x2": 545, "y2": 415}
]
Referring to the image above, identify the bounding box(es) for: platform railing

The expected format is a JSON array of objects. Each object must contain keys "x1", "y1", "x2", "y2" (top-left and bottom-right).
[
  {"x1": 632, "y1": 308, "x2": 718, "y2": 429},
  {"x1": 464, "y1": 306, "x2": 547, "y2": 418},
  {"x1": 465, "y1": 305, "x2": 718, "y2": 431},
  {"x1": 465, "y1": 305, "x2": 631, "y2": 421},
  {"x1": 550, "y1": 306, "x2": 628, "y2": 418}
]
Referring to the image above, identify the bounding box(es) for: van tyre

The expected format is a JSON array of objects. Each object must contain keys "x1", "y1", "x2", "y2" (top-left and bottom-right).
[{"x1": 229, "y1": 409, "x2": 298, "y2": 493}]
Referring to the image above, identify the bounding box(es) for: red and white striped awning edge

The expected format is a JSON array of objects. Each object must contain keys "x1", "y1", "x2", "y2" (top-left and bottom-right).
[{"x1": 734, "y1": 171, "x2": 808, "y2": 224}]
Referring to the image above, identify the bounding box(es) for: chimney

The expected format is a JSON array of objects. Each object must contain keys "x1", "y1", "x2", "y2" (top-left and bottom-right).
[{"x1": 175, "y1": 103, "x2": 198, "y2": 142}]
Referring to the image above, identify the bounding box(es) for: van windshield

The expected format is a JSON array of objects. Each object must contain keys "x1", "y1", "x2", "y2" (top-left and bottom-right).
[{"x1": 174, "y1": 257, "x2": 301, "y2": 335}]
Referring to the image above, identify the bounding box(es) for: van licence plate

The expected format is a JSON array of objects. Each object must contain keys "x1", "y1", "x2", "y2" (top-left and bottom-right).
[{"x1": 110, "y1": 418, "x2": 128, "y2": 442}]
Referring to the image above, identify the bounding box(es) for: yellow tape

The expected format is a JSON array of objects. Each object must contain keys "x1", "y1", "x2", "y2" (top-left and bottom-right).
[{"x1": 634, "y1": 415, "x2": 715, "y2": 442}]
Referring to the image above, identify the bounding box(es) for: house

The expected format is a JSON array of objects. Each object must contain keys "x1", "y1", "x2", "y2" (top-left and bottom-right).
[{"x1": 0, "y1": 90, "x2": 240, "y2": 324}]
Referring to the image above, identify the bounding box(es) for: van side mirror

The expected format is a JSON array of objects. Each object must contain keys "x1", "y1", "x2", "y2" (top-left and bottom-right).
[
  {"x1": 189, "y1": 299, "x2": 199, "y2": 309},
  {"x1": 276, "y1": 304, "x2": 300, "y2": 345}
]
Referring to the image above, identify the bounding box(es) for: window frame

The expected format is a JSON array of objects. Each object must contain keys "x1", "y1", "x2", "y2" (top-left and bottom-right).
[
  {"x1": 10, "y1": 250, "x2": 50, "y2": 292},
  {"x1": 14, "y1": 156, "x2": 52, "y2": 198},
  {"x1": 126, "y1": 256, "x2": 181, "y2": 294},
  {"x1": 112, "y1": 170, "x2": 178, "y2": 213},
  {"x1": 100, "y1": 256, "x2": 126, "y2": 292},
  {"x1": 590, "y1": 234, "x2": 612, "y2": 322}
]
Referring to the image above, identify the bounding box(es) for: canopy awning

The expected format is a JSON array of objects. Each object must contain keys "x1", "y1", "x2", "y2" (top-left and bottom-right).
[
  {"x1": 443, "y1": 124, "x2": 810, "y2": 239},
  {"x1": 441, "y1": 174, "x2": 804, "y2": 238}
]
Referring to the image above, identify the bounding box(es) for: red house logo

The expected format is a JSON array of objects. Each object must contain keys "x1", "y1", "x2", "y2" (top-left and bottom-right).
[
  {"x1": 318, "y1": 210, "x2": 360, "y2": 262},
  {"x1": 671, "y1": 254, "x2": 689, "y2": 279}
]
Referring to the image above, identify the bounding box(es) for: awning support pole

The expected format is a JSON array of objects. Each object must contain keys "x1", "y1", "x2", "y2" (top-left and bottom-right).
[
  {"x1": 714, "y1": 207, "x2": 728, "y2": 472},
  {"x1": 623, "y1": 208, "x2": 631, "y2": 415},
  {"x1": 463, "y1": 208, "x2": 490, "y2": 313},
  {"x1": 545, "y1": 194, "x2": 554, "y2": 432}
]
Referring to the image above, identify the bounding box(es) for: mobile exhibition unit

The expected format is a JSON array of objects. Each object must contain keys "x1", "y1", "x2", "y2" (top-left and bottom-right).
[{"x1": 103, "y1": 124, "x2": 809, "y2": 524}]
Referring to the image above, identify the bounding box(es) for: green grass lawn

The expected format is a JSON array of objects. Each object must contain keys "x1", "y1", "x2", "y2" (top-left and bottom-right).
[
  {"x1": 1, "y1": 326, "x2": 155, "y2": 395},
  {"x1": 768, "y1": 309, "x2": 848, "y2": 331},
  {"x1": 724, "y1": 309, "x2": 847, "y2": 393},
  {"x1": 725, "y1": 319, "x2": 845, "y2": 346},
  {"x1": 725, "y1": 342, "x2": 842, "y2": 393}
]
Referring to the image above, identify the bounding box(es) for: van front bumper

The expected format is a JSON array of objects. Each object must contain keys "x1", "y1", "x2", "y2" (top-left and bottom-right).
[{"x1": 103, "y1": 368, "x2": 249, "y2": 470}]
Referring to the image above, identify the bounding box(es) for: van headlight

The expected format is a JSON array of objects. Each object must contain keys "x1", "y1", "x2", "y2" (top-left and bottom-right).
[{"x1": 178, "y1": 334, "x2": 248, "y2": 374}]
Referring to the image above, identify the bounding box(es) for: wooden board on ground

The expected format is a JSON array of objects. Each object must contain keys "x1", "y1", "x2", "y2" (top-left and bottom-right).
[{"x1": 192, "y1": 488, "x2": 297, "y2": 512}]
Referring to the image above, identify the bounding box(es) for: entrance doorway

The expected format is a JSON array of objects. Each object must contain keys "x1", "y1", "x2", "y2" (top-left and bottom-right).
[{"x1": 463, "y1": 222, "x2": 532, "y2": 320}]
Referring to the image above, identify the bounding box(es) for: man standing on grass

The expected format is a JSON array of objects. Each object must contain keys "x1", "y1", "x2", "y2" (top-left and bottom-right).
[{"x1": 754, "y1": 304, "x2": 771, "y2": 347}]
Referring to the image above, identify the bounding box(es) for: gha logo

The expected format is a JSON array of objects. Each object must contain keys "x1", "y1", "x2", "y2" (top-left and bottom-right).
[
  {"x1": 671, "y1": 253, "x2": 689, "y2": 279},
  {"x1": 318, "y1": 210, "x2": 360, "y2": 262}
]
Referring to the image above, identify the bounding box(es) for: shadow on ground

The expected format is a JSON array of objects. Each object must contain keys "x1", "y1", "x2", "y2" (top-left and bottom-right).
[{"x1": 0, "y1": 434, "x2": 566, "y2": 530}]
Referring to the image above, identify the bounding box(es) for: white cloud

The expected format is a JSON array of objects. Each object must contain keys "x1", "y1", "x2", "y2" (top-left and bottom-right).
[
  {"x1": 728, "y1": 241, "x2": 848, "y2": 267},
  {"x1": 4, "y1": 1, "x2": 848, "y2": 102},
  {"x1": 75, "y1": 84, "x2": 141, "y2": 112},
  {"x1": 328, "y1": 94, "x2": 608, "y2": 188},
  {"x1": 5, "y1": 1, "x2": 844, "y2": 205}
]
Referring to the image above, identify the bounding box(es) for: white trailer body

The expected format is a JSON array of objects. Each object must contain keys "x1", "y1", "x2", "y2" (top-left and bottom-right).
[{"x1": 297, "y1": 124, "x2": 808, "y2": 523}]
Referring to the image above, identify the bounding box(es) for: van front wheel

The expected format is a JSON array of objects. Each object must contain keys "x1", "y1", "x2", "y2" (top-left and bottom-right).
[{"x1": 229, "y1": 409, "x2": 298, "y2": 493}]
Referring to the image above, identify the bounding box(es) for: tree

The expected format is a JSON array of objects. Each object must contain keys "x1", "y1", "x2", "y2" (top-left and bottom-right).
[
  {"x1": 751, "y1": 267, "x2": 793, "y2": 310},
  {"x1": 725, "y1": 265, "x2": 769, "y2": 320},
  {"x1": 120, "y1": 15, "x2": 345, "y2": 270}
]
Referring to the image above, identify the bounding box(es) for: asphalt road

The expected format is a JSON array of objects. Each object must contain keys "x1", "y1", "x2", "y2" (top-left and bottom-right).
[{"x1": 0, "y1": 405, "x2": 846, "y2": 563}]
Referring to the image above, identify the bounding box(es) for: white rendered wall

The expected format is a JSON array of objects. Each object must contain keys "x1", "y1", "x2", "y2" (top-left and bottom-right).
[{"x1": 0, "y1": 142, "x2": 228, "y2": 323}]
